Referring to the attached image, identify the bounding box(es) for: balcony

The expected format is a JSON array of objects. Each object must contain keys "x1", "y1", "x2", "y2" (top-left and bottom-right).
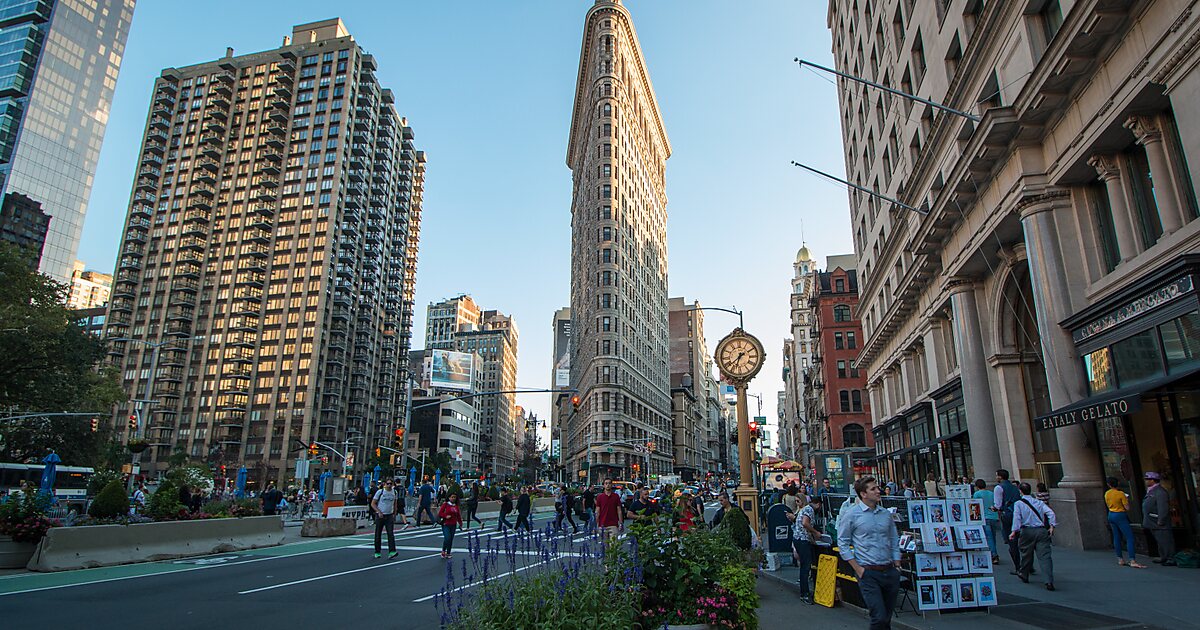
[
  {"x1": 171, "y1": 277, "x2": 200, "y2": 293},
  {"x1": 241, "y1": 243, "x2": 270, "y2": 257},
  {"x1": 143, "y1": 140, "x2": 166, "y2": 155},
  {"x1": 181, "y1": 221, "x2": 207, "y2": 238},
  {"x1": 158, "y1": 348, "x2": 187, "y2": 367},
  {"x1": 244, "y1": 228, "x2": 271, "y2": 244},
  {"x1": 233, "y1": 286, "x2": 263, "y2": 301},
  {"x1": 176, "y1": 262, "x2": 201, "y2": 278},
  {"x1": 178, "y1": 235, "x2": 205, "y2": 251},
  {"x1": 228, "y1": 316, "x2": 258, "y2": 332},
  {"x1": 218, "y1": 394, "x2": 248, "y2": 411},
  {"x1": 205, "y1": 95, "x2": 229, "y2": 111},
  {"x1": 166, "y1": 306, "x2": 194, "y2": 321},
  {"x1": 108, "y1": 297, "x2": 133, "y2": 313},
  {"x1": 164, "y1": 320, "x2": 191, "y2": 336},
  {"x1": 125, "y1": 228, "x2": 148, "y2": 244},
  {"x1": 251, "y1": 187, "x2": 277, "y2": 203},
  {"x1": 226, "y1": 347, "x2": 255, "y2": 363},
  {"x1": 251, "y1": 174, "x2": 279, "y2": 189},
  {"x1": 156, "y1": 366, "x2": 185, "y2": 383},
  {"x1": 140, "y1": 152, "x2": 164, "y2": 169},
  {"x1": 223, "y1": 363, "x2": 252, "y2": 378},
  {"x1": 155, "y1": 382, "x2": 182, "y2": 398},
  {"x1": 231, "y1": 298, "x2": 259, "y2": 316},
  {"x1": 268, "y1": 107, "x2": 288, "y2": 123},
  {"x1": 177, "y1": 249, "x2": 204, "y2": 265},
  {"x1": 237, "y1": 257, "x2": 266, "y2": 273},
  {"x1": 235, "y1": 271, "x2": 265, "y2": 286}
]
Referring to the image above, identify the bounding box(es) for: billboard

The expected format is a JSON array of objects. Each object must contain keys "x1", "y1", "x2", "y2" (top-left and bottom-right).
[
  {"x1": 429, "y1": 349, "x2": 474, "y2": 392},
  {"x1": 554, "y1": 317, "x2": 572, "y2": 387}
]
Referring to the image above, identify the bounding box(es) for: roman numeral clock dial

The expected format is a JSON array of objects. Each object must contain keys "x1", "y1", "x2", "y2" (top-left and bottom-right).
[{"x1": 715, "y1": 329, "x2": 765, "y2": 383}]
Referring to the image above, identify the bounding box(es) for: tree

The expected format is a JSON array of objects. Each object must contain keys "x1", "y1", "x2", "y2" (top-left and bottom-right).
[
  {"x1": 0, "y1": 244, "x2": 125, "y2": 465},
  {"x1": 427, "y1": 449, "x2": 454, "y2": 476},
  {"x1": 518, "y1": 431, "x2": 543, "y2": 484}
]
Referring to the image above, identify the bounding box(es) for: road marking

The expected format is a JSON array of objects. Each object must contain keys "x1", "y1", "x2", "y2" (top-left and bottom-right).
[
  {"x1": 412, "y1": 557, "x2": 556, "y2": 603},
  {"x1": 346, "y1": 544, "x2": 584, "y2": 558},
  {"x1": 237, "y1": 553, "x2": 442, "y2": 594}
]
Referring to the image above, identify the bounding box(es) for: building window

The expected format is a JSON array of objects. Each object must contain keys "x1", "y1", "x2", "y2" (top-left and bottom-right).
[
  {"x1": 839, "y1": 390, "x2": 851, "y2": 412},
  {"x1": 847, "y1": 331, "x2": 857, "y2": 349},
  {"x1": 1087, "y1": 182, "x2": 1121, "y2": 273},
  {"x1": 834, "y1": 305, "x2": 852, "y2": 322},
  {"x1": 1040, "y1": 0, "x2": 1064, "y2": 43},
  {"x1": 838, "y1": 360, "x2": 847, "y2": 378},
  {"x1": 835, "y1": 333, "x2": 844, "y2": 349},
  {"x1": 843, "y1": 423, "x2": 866, "y2": 447},
  {"x1": 1124, "y1": 145, "x2": 1165, "y2": 248},
  {"x1": 851, "y1": 390, "x2": 863, "y2": 412},
  {"x1": 835, "y1": 278, "x2": 845, "y2": 292}
]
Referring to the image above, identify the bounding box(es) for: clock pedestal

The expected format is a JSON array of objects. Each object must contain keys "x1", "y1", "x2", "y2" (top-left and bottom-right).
[{"x1": 732, "y1": 383, "x2": 760, "y2": 535}]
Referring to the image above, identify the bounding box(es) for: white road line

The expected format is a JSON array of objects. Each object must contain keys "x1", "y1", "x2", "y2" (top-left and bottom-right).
[
  {"x1": 237, "y1": 553, "x2": 442, "y2": 594},
  {"x1": 346, "y1": 544, "x2": 584, "y2": 558},
  {"x1": 412, "y1": 557, "x2": 556, "y2": 603}
]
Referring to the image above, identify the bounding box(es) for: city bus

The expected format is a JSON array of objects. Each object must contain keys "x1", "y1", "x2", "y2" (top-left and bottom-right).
[{"x1": 0, "y1": 462, "x2": 95, "y2": 505}]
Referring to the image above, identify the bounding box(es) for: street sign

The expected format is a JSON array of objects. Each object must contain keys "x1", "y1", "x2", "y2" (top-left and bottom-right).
[
  {"x1": 295, "y1": 459, "x2": 310, "y2": 479},
  {"x1": 606, "y1": 447, "x2": 613, "y2": 453},
  {"x1": 455, "y1": 446, "x2": 463, "y2": 462}
]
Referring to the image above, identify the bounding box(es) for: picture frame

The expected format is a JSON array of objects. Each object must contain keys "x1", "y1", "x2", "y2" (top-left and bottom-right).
[
  {"x1": 946, "y1": 484, "x2": 972, "y2": 499},
  {"x1": 899, "y1": 533, "x2": 914, "y2": 551},
  {"x1": 967, "y1": 550, "x2": 993, "y2": 573},
  {"x1": 941, "y1": 551, "x2": 969, "y2": 576},
  {"x1": 955, "y1": 524, "x2": 989, "y2": 550},
  {"x1": 957, "y1": 578, "x2": 978, "y2": 607},
  {"x1": 966, "y1": 498, "x2": 985, "y2": 524},
  {"x1": 927, "y1": 499, "x2": 947, "y2": 524},
  {"x1": 904, "y1": 532, "x2": 921, "y2": 553},
  {"x1": 908, "y1": 499, "x2": 927, "y2": 525},
  {"x1": 914, "y1": 552, "x2": 943, "y2": 577},
  {"x1": 936, "y1": 578, "x2": 960, "y2": 609},
  {"x1": 917, "y1": 580, "x2": 939, "y2": 611},
  {"x1": 976, "y1": 576, "x2": 998, "y2": 606},
  {"x1": 948, "y1": 500, "x2": 967, "y2": 526},
  {"x1": 921, "y1": 523, "x2": 955, "y2": 552}
]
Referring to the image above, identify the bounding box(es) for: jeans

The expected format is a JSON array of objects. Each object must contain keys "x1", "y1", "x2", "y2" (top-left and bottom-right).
[
  {"x1": 858, "y1": 566, "x2": 899, "y2": 630},
  {"x1": 374, "y1": 513, "x2": 396, "y2": 553},
  {"x1": 555, "y1": 509, "x2": 578, "y2": 532},
  {"x1": 442, "y1": 524, "x2": 457, "y2": 554},
  {"x1": 497, "y1": 512, "x2": 513, "y2": 531},
  {"x1": 984, "y1": 519, "x2": 1000, "y2": 558},
  {"x1": 1018, "y1": 526, "x2": 1054, "y2": 584},
  {"x1": 416, "y1": 503, "x2": 437, "y2": 526},
  {"x1": 1108, "y1": 511, "x2": 1136, "y2": 559},
  {"x1": 792, "y1": 540, "x2": 813, "y2": 597},
  {"x1": 515, "y1": 512, "x2": 532, "y2": 531}
]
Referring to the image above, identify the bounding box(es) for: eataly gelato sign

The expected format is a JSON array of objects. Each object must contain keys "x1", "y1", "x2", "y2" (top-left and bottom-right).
[{"x1": 1034, "y1": 395, "x2": 1141, "y2": 431}]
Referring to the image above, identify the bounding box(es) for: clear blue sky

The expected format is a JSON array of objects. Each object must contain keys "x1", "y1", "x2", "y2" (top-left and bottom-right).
[{"x1": 79, "y1": 1, "x2": 854, "y2": 439}]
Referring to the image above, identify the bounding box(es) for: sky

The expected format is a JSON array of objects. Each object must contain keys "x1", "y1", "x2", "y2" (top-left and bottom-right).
[{"x1": 78, "y1": 1, "x2": 854, "y2": 444}]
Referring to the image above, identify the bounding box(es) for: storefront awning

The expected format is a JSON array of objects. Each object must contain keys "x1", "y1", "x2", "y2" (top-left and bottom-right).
[{"x1": 1033, "y1": 363, "x2": 1200, "y2": 431}]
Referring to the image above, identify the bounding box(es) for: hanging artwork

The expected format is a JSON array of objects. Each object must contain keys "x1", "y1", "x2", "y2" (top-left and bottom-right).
[
  {"x1": 915, "y1": 553, "x2": 942, "y2": 577},
  {"x1": 921, "y1": 523, "x2": 955, "y2": 552}
]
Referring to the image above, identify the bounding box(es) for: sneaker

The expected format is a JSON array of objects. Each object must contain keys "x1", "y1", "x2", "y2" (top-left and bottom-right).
[
  {"x1": 1045, "y1": 583, "x2": 1055, "y2": 591},
  {"x1": 388, "y1": 551, "x2": 398, "y2": 559},
  {"x1": 374, "y1": 553, "x2": 381, "y2": 559}
]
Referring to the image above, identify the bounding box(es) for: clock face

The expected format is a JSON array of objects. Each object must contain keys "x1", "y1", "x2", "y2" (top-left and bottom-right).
[{"x1": 718, "y1": 335, "x2": 763, "y2": 380}]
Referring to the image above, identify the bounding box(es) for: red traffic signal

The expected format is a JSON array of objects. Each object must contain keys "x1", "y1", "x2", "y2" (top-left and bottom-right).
[
  {"x1": 90, "y1": 418, "x2": 99, "y2": 432},
  {"x1": 308, "y1": 442, "x2": 319, "y2": 456},
  {"x1": 128, "y1": 414, "x2": 138, "y2": 432},
  {"x1": 394, "y1": 428, "x2": 405, "y2": 437},
  {"x1": 570, "y1": 395, "x2": 581, "y2": 411}
]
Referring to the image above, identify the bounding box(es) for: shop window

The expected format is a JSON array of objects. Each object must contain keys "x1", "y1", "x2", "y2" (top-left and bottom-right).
[
  {"x1": 1160, "y1": 310, "x2": 1200, "y2": 373},
  {"x1": 1083, "y1": 347, "x2": 1114, "y2": 394},
  {"x1": 1112, "y1": 328, "x2": 1165, "y2": 388}
]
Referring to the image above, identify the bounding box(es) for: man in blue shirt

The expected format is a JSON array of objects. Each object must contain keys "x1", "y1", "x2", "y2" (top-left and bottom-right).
[
  {"x1": 415, "y1": 478, "x2": 437, "y2": 527},
  {"x1": 837, "y1": 476, "x2": 900, "y2": 630}
]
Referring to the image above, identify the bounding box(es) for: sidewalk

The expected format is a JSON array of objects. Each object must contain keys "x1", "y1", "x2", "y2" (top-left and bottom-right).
[{"x1": 760, "y1": 546, "x2": 1200, "y2": 629}]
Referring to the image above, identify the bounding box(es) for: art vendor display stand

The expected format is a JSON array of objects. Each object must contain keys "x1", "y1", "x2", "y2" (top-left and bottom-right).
[{"x1": 904, "y1": 485, "x2": 998, "y2": 616}]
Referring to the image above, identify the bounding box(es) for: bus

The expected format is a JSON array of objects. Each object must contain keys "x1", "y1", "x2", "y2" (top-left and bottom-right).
[{"x1": 0, "y1": 462, "x2": 95, "y2": 505}]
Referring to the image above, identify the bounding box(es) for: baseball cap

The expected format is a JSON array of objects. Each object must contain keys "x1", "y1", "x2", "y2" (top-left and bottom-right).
[{"x1": 1144, "y1": 471, "x2": 1162, "y2": 480}]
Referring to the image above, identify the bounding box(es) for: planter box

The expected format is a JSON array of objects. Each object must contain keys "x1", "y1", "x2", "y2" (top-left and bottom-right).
[
  {"x1": 27, "y1": 515, "x2": 284, "y2": 572},
  {"x1": 0, "y1": 535, "x2": 37, "y2": 569}
]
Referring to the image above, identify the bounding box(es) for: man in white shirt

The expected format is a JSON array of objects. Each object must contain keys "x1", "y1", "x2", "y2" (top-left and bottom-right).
[{"x1": 1008, "y1": 482, "x2": 1057, "y2": 591}]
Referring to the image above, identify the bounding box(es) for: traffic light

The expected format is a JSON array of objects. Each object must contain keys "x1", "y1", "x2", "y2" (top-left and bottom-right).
[
  {"x1": 90, "y1": 418, "x2": 99, "y2": 432},
  {"x1": 128, "y1": 414, "x2": 138, "y2": 433},
  {"x1": 375, "y1": 447, "x2": 381, "y2": 458},
  {"x1": 394, "y1": 427, "x2": 405, "y2": 447},
  {"x1": 321, "y1": 455, "x2": 329, "y2": 464},
  {"x1": 309, "y1": 442, "x2": 319, "y2": 456},
  {"x1": 570, "y1": 395, "x2": 581, "y2": 411},
  {"x1": 647, "y1": 441, "x2": 655, "y2": 452}
]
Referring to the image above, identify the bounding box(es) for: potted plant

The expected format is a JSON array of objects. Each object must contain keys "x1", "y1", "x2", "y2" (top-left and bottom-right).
[
  {"x1": 127, "y1": 439, "x2": 150, "y2": 454},
  {"x1": 0, "y1": 483, "x2": 55, "y2": 568}
]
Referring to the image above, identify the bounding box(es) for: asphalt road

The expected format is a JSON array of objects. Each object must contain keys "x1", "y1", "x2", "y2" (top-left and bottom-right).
[{"x1": 0, "y1": 512, "x2": 580, "y2": 629}]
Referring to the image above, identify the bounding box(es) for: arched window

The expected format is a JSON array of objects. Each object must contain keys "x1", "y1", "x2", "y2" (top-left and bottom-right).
[
  {"x1": 834, "y1": 305, "x2": 852, "y2": 322},
  {"x1": 843, "y1": 423, "x2": 866, "y2": 448}
]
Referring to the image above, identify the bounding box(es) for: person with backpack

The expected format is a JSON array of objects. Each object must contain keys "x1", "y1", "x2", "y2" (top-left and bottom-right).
[
  {"x1": 497, "y1": 488, "x2": 515, "y2": 532},
  {"x1": 1009, "y1": 482, "x2": 1057, "y2": 591},
  {"x1": 370, "y1": 479, "x2": 400, "y2": 559},
  {"x1": 555, "y1": 485, "x2": 579, "y2": 534},
  {"x1": 993, "y1": 469, "x2": 1022, "y2": 568}
]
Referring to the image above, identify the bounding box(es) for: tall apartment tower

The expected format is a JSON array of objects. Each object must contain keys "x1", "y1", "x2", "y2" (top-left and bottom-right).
[
  {"x1": 0, "y1": 0, "x2": 135, "y2": 282},
  {"x1": 668, "y1": 297, "x2": 711, "y2": 482},
  {"x1": 67, "y1": 260, "x2": 113, "y2": 309},
  {"x1": 104, "y1": 19, "x2": 427, "y2": 487},
  {"x1": 781, "y1": 245, "x2": 817, "y2": 464},
  {"x1": 566, "y1": 0, "x2": 672, "y2": 481},
  {"x1": 425, "y1": 294, "x2": 482, "y2": 349}
]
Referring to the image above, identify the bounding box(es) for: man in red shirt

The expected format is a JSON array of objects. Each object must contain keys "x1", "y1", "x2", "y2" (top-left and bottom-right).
[{"x1": 594, "y1": 477, "x2": 625, "y2": 541}]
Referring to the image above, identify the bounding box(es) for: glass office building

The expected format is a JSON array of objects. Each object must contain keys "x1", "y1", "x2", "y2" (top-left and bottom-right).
[{"x1": 0, "y1": 0, "x2": 134, "y2": 281}]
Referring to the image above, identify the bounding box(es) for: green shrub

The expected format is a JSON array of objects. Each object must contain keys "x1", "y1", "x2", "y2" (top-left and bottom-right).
[
  {"x1": 87, "y1": 469, "x2": 122, "y2": 496},
  {"x1": 722, "y1": 506, "x2": 752, "y2": 550},
  {"x1": 487, "y1": 486, "x2": 500, "y2": 500},
  {"x1": 718, "y1": 563, "x2": 760, "y2": 630},
  {"x1": 88, "y1": 480, "x2": 130, "y2": 519},
  {"x1": 147, "y1": 480, "x2": 184, "y2": 520},
  {"x1": 230, "y1": 498, "x2": 262, "y2": 517},
  {"x1": 447, "y1": 481, "x2": 462, "y2": 500}
]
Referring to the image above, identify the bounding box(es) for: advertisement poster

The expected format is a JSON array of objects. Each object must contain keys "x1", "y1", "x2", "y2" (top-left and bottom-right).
[
  {"x1": 429, "y1": 349, "x2": 473, "y2": 391},
  {"x1": 554, "y1": 318, "x2": 572, "y2": 387},
  {"x1": 820, "y1": 453, "x2": 848, "y2": 493}
]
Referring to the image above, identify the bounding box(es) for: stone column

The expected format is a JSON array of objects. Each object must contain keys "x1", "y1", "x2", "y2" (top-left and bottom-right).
[
  {"x1": 1087, "y1": 154, "x2": 1141, "y2": 262},
  {"x1": 946, "y1": 278, "x2": 1002, "y2": 479},
  {"x1": 1125, "y1": 114, "x2": 1188, "y2": 235},
  {"x1": 922, "y1": 318, "x2": 949, "y2": 388},
  {"x1": 902, "y1": 351, "x2": 919, "y2": 401},
  {"x1": 1018, "y1": 190, "x2": 1106, "y2": 549}
]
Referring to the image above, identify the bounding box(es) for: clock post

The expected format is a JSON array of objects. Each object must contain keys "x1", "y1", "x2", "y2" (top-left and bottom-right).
[{"x1": 715, "y1": 327, "x2": 765, "y2": 537}]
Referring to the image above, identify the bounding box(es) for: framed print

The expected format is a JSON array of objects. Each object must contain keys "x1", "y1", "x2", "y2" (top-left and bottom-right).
[
  {"x1": 946, "y1": 484, "x2": 972, "y2": 499},
  {"x1": 955, "y1": 524, "x2": 989, "y2": 549},
  {"x1": 957, "y1": 578, "x2": 978, "y2": 607},
  {"x1": 921, "y1": 523, "x2": 955, "y2": 552},
  {"x1": 908, "y1": 500, "x2": 927, "y2": 525},
  {"x1": 967, "y1": 550, "x2": 993, "y2": 573},
  {"x1": 904, "y1": 533, "x2": 921, "y2": 553},
  {"x1": 927, "y1": 499, "x2": 947, "y2": 523},
  {"x1": 948, "y1": 500, "x2": 967, "y2": 525},
  {"x1": 976, "y1": 576, "x2": 998, "y2": 606},
  {"x1": 936, "y1": 579, "x2": 960, "y2": 609},
  {"x1": 966, "y1": 499, "x2": 985, "y2": 524},
  {"x1": 915, "y1": 552, "x2": 942, "y2": 577},
  {"x1": 941, "y1": 551, "x2": 969, "y2": 576},
  {"x1": 917, "y1": 580, "x2": 939, "y2": 611}
]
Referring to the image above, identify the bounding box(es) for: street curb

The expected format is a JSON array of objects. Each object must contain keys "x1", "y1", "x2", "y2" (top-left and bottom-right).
[{"x1": 758, "y1": 567, "x2": 923, "y2": 630}]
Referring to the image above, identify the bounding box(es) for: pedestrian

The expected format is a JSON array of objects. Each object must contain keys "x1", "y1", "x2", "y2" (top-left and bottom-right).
[
  {"x1": 131, "y1": 483, "x2": 147, "y2": 513},
  {"x1": 678, "y1": 491, "x2": 697, "y2": 532},
  {"x1": 1142, "y1": 472, "x2": 1175, "y2": 566},
  {"x1": 1010, "y1": 481, "x2": 1056, "y2": 590},
  {"x1": 788, "y1": 493, "x2": 822, "y2": 604},
  {"x1": 515, "y1": 486, "x2": 533, "y2": 532},
  {"x1": 371, "y1": 479, "x2": 400, "y2": 559},
  {"x1": 395, "y1": 482, "x2": 412, "y2": 531},
  {"x1": 595, "y1": 478, "x2": 624, "y2": 541},
  {"x1": 190, "y1": 488, "x2": 204, "y2": 514},
  {"x1": 711, "y1": 492, "x2": 731, "y2": 528},
  {"x1": 782, "y1": 484, "x2": 800, "y2": 513},
  {"x1": 972, "y1": 479, "x2": 1001, "y2": 563},
  {"x1": 416, "y1": 478, "x2": 437, "y2": 526},
  {"x1": 1035, "y1": 482, "x2": 1051, "y2": 502},
  {"x1": 994, "y1": 469, "x2": 1022, "y2": 569},
  {"x1": 837, "y1": 476, "x2": 901, "y2": 630},
  {"x1": 497, "y1": 488, "x2": 514, "y2": 532},
  {"x1": 463, "y1": 482, "x2": 483, "y2": 529},
  {"x1": 885, "y1": 479, "x2": 898, "y2": 496},
  {"x1": 1105, "y1": 477, "x2": 1145, "y2": 568},
  {"x1": 178, "y1": 483, "x2": 192, "y2": 512},
  {"x1": 901, "y1": 480, "x2": 916, "y2": 499},
  {"x1": 261, "y1": 482, "x2": 283, "y2": 516},
  {"x1": 816, "y1": 478, "x2": 832, "y2": 501},
  {"x1": 629, "y1": 487, "x2": 660, "y2": 521},
  {"x1": 581, "y1": 485, "x2": 596, "y2": 530},
  {"x1": 555, "y1": 485, "x2": 579, "y2": 533},
  {"x1": 923, "y1": 472, "x2": 942, "y2": 498},
  {"x1": 438, "y1": 493, "x2": 463, "y2": 558}
]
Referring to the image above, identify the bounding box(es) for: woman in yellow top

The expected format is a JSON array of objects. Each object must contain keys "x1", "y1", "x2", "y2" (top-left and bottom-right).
[{"x1": 1105, "y1": 477, "x2": 1146, "y2": 568}]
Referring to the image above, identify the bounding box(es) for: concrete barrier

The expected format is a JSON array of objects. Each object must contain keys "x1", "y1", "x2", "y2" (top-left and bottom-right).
[
  {"x1": 27, "y1": 515, "x2": 285, "y2": 572},
  {"x1": 470, "y1": 497, "x2": 557, "y2": 517},
  {"x1": 301, "y1": 517, "x2": 356, "y2": 537}
]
